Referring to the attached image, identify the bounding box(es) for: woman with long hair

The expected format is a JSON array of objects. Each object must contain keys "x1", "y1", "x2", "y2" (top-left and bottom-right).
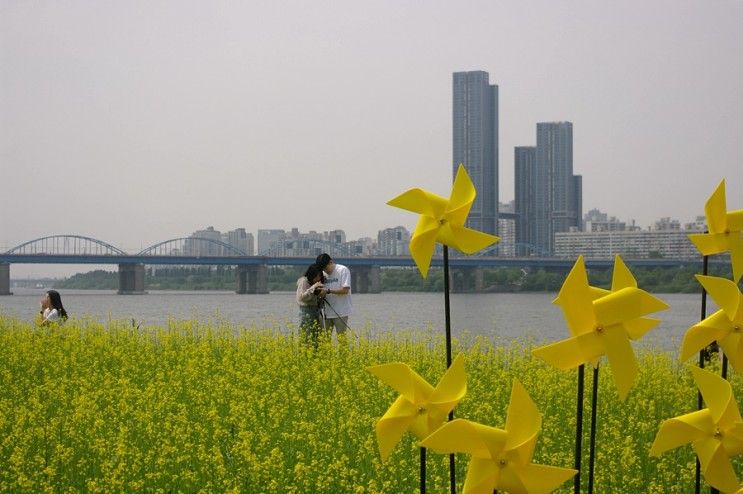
[
  {"x1": 39, "y1": 289, "x2": 68, "y2": 324},
  {"x1": 296, "y1": 264, "x2": 328, "y2": 346}
]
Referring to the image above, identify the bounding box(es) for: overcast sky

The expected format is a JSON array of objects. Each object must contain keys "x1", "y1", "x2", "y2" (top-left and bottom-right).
[{"x1": 2, "y1": 1, "x2": 743, "y2": 276}]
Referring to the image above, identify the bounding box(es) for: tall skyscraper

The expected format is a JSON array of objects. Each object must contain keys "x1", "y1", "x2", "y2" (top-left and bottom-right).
[
  {"x1": 514, "y1": 146, "x2": 536, "y2": 256},
  {"x1": 453, "y1": 70, "x2": 499, "y2": 236},
  {"x1": 534, "y1": 122, "x2": 582, "y2": 255}
]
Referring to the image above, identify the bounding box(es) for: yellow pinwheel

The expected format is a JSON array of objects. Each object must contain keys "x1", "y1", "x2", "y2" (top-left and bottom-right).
[
  {"x1": 420, "y1": 379, "x2": 576, "y2": 494},
  {"x1": 650, "y1": 366, "x2": 743, "y2": 494},
  {"x1": 533, "y1": 255, "x2": 669, "y2": 400},
  {"x1": 387, "y1": 163, "x2": 500, "y2": 277},
  {"x1": 688, "y1": 179, "x2": 743, "y2": 282},
  {"x1": 681, "y1": 275, "x2": 743, "y2": 370},
  {"x1": 367, "y1": 353, "x2": 466, "y2": 461}
]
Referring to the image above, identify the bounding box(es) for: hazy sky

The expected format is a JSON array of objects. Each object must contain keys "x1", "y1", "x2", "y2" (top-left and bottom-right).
[{"x1": 2, "y1": 1, "x2": 743, "y2": 272}]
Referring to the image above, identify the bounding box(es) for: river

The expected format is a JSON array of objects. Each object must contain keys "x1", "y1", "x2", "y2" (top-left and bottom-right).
[{"x1": 0, "y1": 288, "x2": 715, "y2": 352}]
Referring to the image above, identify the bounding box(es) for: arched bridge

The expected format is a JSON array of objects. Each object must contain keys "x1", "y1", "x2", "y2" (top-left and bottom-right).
[
  {"x1": 6, "y1": 235, "x2": 127, "y2": 256},
  {"x1": 1, "y1": 234, "x2": 386, "y2": 295},
  {"x1": 1, "y1": 234, "x2": 712, "y2": 295},
  {"x1": 136, "y1": 237, "x2": 250, "y2": 257}
]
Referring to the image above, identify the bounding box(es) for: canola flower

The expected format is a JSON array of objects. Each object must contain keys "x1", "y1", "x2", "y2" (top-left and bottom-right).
[{"x1": 0, "y1": 315, "x2": 739, "y2": 493}]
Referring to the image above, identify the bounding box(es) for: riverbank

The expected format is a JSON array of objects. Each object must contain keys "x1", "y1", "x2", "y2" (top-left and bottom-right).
[
  {"x1": 49, "y1": 265, "x2": 735, "y2": 293},
  {"x1": 0, "y1": 290, "x2": 711, "y2": 352}
]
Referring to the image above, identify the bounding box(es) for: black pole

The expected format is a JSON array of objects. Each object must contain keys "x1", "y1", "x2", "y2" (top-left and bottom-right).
[
  {"x1": 696, "y1": 255, "x2": 709, "y2": 494},
  {"x1": 420, "y1": 447, "x2": 426, "y2": 494},
  {"x1": 695, "y1": 344, "x2": 703, "y2": 494},
  {"x1": 443, "y1": 246, "x2": 452, "y2": 366},
  {"x1": 574, "y1": 364, "x2": 585, "y2": 494},
  {"x1": 588, "y1": 364, "x2": 599, "y2": 494},
  {"x1": 443, "y1": 246, "x2": 456, "y2": 494}
]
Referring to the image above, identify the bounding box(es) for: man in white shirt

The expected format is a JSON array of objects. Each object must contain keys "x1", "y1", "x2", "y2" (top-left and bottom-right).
[{"x1": 315, "y1": 253, "x2": 352, "y2": 335}]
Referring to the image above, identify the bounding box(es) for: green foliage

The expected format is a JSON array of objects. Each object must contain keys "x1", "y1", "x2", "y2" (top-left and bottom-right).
[
  {"x1": 54, "y1": 264, "x2": 737, "y2": 293},
  {"x1": 56, "y1": 266, "x2": 308, "y2": 291},
  {"x1": 57, "y1": 270, "x2": 119, "y2": 290},
  {"x1": 381, "y1": 268, "x2": 444, "y2": 292}
]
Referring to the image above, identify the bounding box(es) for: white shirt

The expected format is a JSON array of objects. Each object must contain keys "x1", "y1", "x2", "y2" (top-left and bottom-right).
[
  {"x1": 43, "y1": 308, "x2": 60, "y2": 322},
  {"x1": 324, "y1": 263, "x2": 352, "y2": 317}
]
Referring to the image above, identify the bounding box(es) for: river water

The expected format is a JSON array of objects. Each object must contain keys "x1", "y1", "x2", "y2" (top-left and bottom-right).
[{"x1": 0, "y1": 288, "x2": 715, "y2": 352}]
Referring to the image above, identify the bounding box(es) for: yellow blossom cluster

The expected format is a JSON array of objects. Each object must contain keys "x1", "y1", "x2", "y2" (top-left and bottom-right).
[{"x1": 0, "y1": 316, "x2": 738, "y2": 492}]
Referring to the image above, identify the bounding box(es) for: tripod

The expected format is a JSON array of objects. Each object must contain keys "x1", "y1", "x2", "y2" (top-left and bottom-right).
[{"x1": 319, "y1": 295, "x2": 354, "y2": 337}]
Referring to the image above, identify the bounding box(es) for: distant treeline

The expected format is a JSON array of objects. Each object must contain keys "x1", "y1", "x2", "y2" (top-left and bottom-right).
[{"x1": 53, "y1": 264, "x2": 735, "y2": 293}]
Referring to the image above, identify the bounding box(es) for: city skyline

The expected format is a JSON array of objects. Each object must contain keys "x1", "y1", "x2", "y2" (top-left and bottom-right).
[
  {"x1": 2, "y1": 207, "x2": 711, "y2": 255},
  {"x1": 0, "y1": 209, "x2": 714, "y2": 283},
  {"x1": 3, "y1": 2, "x2": 742, "y2": 277}
]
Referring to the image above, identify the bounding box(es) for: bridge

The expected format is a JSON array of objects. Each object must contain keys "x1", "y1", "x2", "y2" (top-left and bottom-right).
[{"x1": 0, "y1": 235, "x2": 712, "y2": 295}]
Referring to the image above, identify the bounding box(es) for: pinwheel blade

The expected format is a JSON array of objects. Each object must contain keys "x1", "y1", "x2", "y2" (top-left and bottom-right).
[
  {"x1": 680, "y1": 314, "x2": 730, "y2": 363},
  {"x1": 705, "y1": 180, "x2": 728, "y2": 234},
  {"x1": 689, "y1": 231, "x2": 734, "y2": 257},
  {"x1": 447, "y1": 164, "x2": 477, "y2": 224},
  {"x1": 446, "y1": 224, "x2": 500, "y2": 254},
  {"x1": 532, "y1": 337, "x2": 590, "y2": 370},
  {"x1": 611, "y1": 255, "x2": 637, "y2": 290},
  {"x1": 696, "y1": 437, "x2": 741, "y2": 494},
  {"x1": 650, "y1": 410, "x2": 713, "y2": 456},
  {"x1": 593, "y1": 287, "x2": 669, "y2": 327},
  {"x1": 603, "y1": 325, "x2": 639, "y2": 400},
  {"x1": 428, "y1": 353, "x2": 467, "y2": 411},
  {"x1": 502, "y1": 463, "x2": 578, "y2": 494},
  {"x1": 409, "y1": 216, "x2": 440, "y2": 278},
  {"x1": 386, "y1": 188, "x2": 448, "y2": 218},
  {"x1": 504, "y1": 379, "x2": 541, "y2": 460},
  {"x1": 730, "y1": 210, "x2": 743, "y2": 232},
  {"x1": 554, "y1": 256, "x2": 596, "y2": 335},
  {"x1": 367, "y1": 362, "x2": 433, "y2": 402},
  {"x1": 696, "y1": 275, "x2": 742, "y2": 319},
  {"x1": 376, "y1": 396, "x2": 418, "y2": 461},
  {"x1": 731, "y1": 236, "x2": 743, "y2": 284},
  {"x1": 692, "y1": 366, "x2": 742, "y2": 427},
  {"x1": 420, "y1": 419, "x2": 506, "y2": 458},
  {"x1": 718, "y1": 333, "x2": 743, "y2": 372},
  {"x1": 463, "y1": 457, "x2": 500, "y2": 494},
  {"x1": 624, "y1": 317, "x2": 661, "y2": 340}
]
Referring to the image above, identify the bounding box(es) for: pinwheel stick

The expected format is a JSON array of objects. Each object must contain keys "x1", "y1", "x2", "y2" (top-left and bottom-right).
[
  {"x1": 574, "y1": 364, "x2": 585, "y2": 494},
  {"x1": 696, "y1": 255, "x2": 708, "y2": 494},
  {"x1": 443, "y1": 245, "x2": 453, "y2": 365},
  {"x1": 420, "y1": 447, "x2": 426, "y2": 494},
  {"x1": 443, "y1": 246, "x2": 457, "y2": 494},
  {"x1": 588, "y1": 364, "x2": 599, "y2": 494}
]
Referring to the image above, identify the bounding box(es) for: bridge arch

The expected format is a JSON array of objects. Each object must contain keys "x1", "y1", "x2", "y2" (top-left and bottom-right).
[
  {"x1": 5, "y1": 235, "x2": 127, "y2": 255},
  {"x1": 137, "y1": 237, "x2": 249, "y2": 257}
]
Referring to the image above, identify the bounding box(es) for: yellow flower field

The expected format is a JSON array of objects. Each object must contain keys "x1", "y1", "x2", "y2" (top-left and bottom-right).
[{"x1": 0, "y1": 315, "x2": 739, "y2": 493}]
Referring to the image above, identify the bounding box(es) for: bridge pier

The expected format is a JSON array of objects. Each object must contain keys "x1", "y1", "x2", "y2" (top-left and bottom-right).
[
  {"x1": 352, "y1": 265, "x2": 381, "y2": 294},
  {"x1": 118, "y1": 263, "x2": 146, "y2": 295},
  {"x1": 473, "y1": 268, "x2": 485, "y2": 292},
  {"x1": 451, "y1": 267, "x2": 485, "y2": 293},
  {"x1": 0, "y1": 263, "x2": 12, "y2": 295},
  {"x1": 236, "y1": 265, "x2": 269, "y2": 294}
]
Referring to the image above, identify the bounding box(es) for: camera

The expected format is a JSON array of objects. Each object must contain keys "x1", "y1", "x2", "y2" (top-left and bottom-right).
[{"x1": 313, "y1": 287, "x2": 323, "y2": 296}]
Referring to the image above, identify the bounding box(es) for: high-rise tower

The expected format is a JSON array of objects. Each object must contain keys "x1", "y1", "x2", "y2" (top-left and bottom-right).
[
  {"x1": 453, "y1": 71, "x2": 499, "y2": 236},
  {"x1": 533, "y1": 121, "x2": 582, "y2": 255},
  {"x1": 514, "y1": 146, "x2": 536, "y2": 256}
]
